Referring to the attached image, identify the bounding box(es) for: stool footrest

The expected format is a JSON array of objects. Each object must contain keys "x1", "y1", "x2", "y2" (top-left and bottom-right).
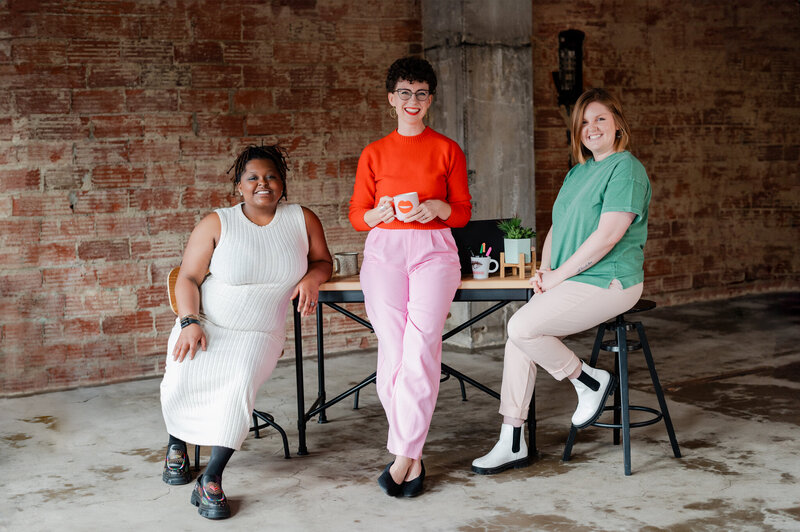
[
  {"x1": 601, "y1": 340, "x2": 642, "y2": 352},
  {"x1": 592, "y1": 405, "x2": 663, "y2": 429}
]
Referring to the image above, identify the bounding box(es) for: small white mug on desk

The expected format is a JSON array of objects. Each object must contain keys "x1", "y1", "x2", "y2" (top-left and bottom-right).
[
  {"x1": 393, "y1": 191, "x2": 419, "y2": 222},
  {"x1": 471, "y1": 256, "x2": 499, "y2": 279},
  {"x1": 333, "y1": 252, "x2": 359, "y2": 277}
]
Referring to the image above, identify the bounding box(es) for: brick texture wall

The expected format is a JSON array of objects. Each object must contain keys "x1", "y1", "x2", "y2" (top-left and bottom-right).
[
  {"x1": 532, "y1": 1, "x2": 799, "y2": 305},
  {"x1": 2, "y1": 0, "x2": 798, "y2": 395},
  {"x1": 1, "y1": 0, "x2": 420, "y2": 395}
]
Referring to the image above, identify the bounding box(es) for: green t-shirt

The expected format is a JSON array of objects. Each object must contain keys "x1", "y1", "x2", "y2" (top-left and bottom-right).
[{"x1": 550, "y1": 151, "x2": 651, "y2": 288}]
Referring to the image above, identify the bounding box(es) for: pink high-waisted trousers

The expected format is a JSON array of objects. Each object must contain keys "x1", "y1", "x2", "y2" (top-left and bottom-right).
[{"x1": 359, "y1": 228, "x2": 462, "y2": 459}]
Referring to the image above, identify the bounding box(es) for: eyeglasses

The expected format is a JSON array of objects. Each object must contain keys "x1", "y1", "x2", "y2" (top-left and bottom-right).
[{"x1": 393, "y1": 89, "x2": 432, "y2": 102}]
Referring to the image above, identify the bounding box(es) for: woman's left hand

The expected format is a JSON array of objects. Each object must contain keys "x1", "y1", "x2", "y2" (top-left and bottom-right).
[
  {"x1": 291, "y1": 278, "x2": 321, "y2": 317},
  {"x1": 540, "y1": 269, "x2": 563, "y2": 292},
  {"x1": 404, "y1": 199, "x2": 451, "y2": 224},
  {"x1": 530, "y1": 268, "x2": 562, "y2": 294}
]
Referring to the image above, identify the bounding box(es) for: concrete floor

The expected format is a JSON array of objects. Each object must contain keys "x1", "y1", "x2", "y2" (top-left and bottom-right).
[{"x1": 3, "y1": 292, "x2": 799, "y2": 531}]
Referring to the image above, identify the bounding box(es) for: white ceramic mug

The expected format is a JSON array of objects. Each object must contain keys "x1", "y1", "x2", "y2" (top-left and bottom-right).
[
  {"x1": 333, "y1": 252, "x2": 359, "y2": 277},
  {"x1": 393, "y1": 192, "x2": 419, "y2": 222},
  {"x1": 471, "y1": 256, "x2": 499, "y2": 279}
]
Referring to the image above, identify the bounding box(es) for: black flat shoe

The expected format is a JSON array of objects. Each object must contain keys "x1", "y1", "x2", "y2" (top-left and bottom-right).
[
  {"x1": 401, "y1": 461, "x2": 425, "y2": 498},
  {"x1": 377, "y1": 462, "x2": 403, "y2": 497},
  {"x1": 190, "y1": 475, "x2": 231, "y2": 520},
  {"x1": 162, "y1": 443, "x2": 192, "y2": 485}
]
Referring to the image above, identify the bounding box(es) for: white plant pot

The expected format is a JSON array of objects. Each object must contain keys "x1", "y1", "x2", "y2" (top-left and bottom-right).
[{"x1": 503, "y1": 238, "x2": 532, "y2": 264}]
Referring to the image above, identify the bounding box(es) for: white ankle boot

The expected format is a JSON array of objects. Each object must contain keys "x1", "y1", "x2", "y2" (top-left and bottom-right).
[
  {"x1": 471, "y1": 424, "x2": 529, "y2": 475},
  {"x1": 570, "y1": 362, "x2": 616, "y2": 428}
]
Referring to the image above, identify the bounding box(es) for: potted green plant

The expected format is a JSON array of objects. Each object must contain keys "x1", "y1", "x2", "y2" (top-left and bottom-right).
[{"x1": 497, "y1": 217, "x2": 535, "y2": 265}]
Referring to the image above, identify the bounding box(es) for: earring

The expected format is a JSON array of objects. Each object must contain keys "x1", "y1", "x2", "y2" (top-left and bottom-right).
[
  {"x1": 616, "y1": 130, "x2": 622, "y2": 138},
  {"x1": 389, "y1": 107, "x2": 397, "y2": 119}
]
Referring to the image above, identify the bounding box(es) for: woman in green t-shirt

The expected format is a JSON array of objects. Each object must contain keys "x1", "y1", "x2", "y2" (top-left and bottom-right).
[{"x1": 472, "y1": 88, "x2": 652, "y2": 475}]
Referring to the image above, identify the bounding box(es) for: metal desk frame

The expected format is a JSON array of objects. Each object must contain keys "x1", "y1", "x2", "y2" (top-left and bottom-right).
[{"x1": 292, "y1": 275, "x2": 536, "y2": 457}]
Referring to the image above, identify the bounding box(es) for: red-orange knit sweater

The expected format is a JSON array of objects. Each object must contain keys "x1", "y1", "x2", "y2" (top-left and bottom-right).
[{"x1": 348, "y1": 127, "x2": 472, "y2": 231}]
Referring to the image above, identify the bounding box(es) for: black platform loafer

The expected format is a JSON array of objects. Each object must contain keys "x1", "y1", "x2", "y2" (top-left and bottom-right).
[
  {"x1": 401, "y1": 461, "x2": 425, "y2": 498},
  {"x1": 377, "y1": 462, "x2": 403, "y2": 497},
  {"x1": 162, "y1": 444, "x2": 192, "y2": 485},
  {"x1": 190, "y1": 475, "x2": 231, "y2": 520}
]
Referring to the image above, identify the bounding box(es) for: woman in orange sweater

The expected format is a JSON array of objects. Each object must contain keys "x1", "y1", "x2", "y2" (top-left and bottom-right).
[{"x1": 349, "y1": 57, "x2": 472, "y2": 498}]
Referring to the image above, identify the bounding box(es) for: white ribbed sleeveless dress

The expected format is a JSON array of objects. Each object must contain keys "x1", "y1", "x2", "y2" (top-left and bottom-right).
[{"x1": 160, "y1": 202, "x2": 308, "y2": 450}]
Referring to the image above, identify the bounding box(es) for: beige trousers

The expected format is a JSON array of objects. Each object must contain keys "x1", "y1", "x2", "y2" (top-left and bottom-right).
[{"x1": 499, "y1": 279, "x2": 643, "y2": 420}]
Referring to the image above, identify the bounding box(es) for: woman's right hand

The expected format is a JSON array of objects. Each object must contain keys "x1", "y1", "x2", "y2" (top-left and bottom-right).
[
  {"x1": 172, "y1": 324, "x2": 207, "y2": 362},
  {"x1": 364, "y1": 196, "x2": 396, "y2": 227}
]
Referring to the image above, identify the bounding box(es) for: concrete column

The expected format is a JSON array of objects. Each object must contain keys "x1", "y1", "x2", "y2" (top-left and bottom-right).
[{"x1": 423, "y1": 0, "x2": 535, "y2": 348}]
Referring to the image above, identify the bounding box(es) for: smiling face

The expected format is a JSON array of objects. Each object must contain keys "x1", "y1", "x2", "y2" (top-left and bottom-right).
[
  {"x1": 388, "y1": 79, "x2": 432, "y2": 135},
  {"x1": 237, "y1": 158, "x2": 284, "y2": 211},
  {"x1": 580, "y1": 102, "x2": 619, "y2": 162}
]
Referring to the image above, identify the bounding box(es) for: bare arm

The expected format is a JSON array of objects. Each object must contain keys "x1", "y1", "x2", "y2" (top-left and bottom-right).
[
  {"x1": 539, "y1": 212, "x2": 636, "y2": 292},
  {"x1": 292, "y1": 207, "x2": 333, "y2": 316},
  {"x1": 172, "y1": 213, "x2": 220, "y2": 362},
  {"x1": 530, "y1": 226, "x2": 553, "y2": 293},
  {"x1": 540, "y1": 227, "x2": 553, "y2": 270}
]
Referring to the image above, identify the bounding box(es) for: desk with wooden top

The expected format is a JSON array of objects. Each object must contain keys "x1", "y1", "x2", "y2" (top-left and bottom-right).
[{"x1": 291, "y1": 274, "x2": 536, "y2": 457}]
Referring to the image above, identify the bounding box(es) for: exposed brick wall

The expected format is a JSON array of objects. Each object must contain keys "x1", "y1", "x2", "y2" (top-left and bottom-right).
[
  {"x1": 532, "y1": 1, "x2": 800, "y2": 305},
  {"x1": 3, "y1": 0, "x2": 799, "y2": 396},
  {"x1": 1, "y1": 0, "x2": 420, "y2": 395}
]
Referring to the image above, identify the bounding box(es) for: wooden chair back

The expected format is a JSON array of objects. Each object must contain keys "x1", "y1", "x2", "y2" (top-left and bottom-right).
[{"x1": 167, "y1": 266, "x2": 180, "y2": 315}]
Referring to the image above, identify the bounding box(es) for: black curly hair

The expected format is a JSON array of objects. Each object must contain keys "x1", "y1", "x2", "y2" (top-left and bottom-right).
[
  {"x1": 385, "y1": 56, "x2": 437, "y2": 94},
  {"x1": 228, "y1": 144, "x2": 289, "y2": 200}
]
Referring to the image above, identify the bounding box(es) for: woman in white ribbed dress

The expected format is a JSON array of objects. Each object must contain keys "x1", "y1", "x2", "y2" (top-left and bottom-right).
[{"x1": 160, "y1": 145, "x2": 332, "y2": 520}]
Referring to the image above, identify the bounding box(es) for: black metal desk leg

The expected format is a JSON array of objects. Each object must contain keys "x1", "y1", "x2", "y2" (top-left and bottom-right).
[
  {"x1": 316, "y1": 302, "x2": 328, "y2": 423},
  {"x1": 294, "y1": 300, "x2": 308, "y2": 456}
]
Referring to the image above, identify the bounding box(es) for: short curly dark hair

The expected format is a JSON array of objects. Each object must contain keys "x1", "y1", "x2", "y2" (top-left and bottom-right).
[
  {"x1": 228, "y1": 144, "x2": 289, "y2": 200},
  {"x1": 385, "y1": 56, "x2": 437, "y2": 94}
]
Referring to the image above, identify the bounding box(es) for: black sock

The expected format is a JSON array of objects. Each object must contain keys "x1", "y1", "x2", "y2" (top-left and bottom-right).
[
  {"x1": 167, "y1": 434, "x2": 187, "y2": 453},
  {"x1": 204, "y1": 446, "x2": 235, "y2": 482}
]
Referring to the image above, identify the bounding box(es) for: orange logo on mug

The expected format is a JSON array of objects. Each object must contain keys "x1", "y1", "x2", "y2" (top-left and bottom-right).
[{"x1": 397, "y1": 200, "x2": 414, "y2": 213}]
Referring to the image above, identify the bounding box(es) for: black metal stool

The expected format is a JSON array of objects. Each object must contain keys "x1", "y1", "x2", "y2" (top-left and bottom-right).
[
  {"x1": 562, "y1": 299, "x2": 681, "y2": 475},
  {"x1": 191, "y1": 410, "x2": 291, "y2": 470}
]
